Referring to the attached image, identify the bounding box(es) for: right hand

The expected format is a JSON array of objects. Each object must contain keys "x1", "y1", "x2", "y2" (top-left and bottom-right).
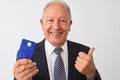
[{"x1": 13, "y1": 59, "x2": 39, "y2": 80}]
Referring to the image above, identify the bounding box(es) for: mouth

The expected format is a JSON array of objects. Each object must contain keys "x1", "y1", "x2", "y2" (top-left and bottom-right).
[{"x1": 50, "y1": 32, "x2": 63, "y2": 37}]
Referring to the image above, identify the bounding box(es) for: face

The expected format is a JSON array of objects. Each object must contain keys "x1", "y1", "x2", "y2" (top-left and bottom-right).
[{"x1": 40, "y1": 3, "x2": 72, "y2": 47}]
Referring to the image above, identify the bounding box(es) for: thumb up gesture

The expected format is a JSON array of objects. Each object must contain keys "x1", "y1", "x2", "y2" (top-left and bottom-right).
[{"x1": 75, "y1": 48, "x2": 97, "y2": 79}]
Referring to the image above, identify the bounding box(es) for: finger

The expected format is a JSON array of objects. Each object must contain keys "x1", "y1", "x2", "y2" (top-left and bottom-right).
[
  {"x1": 79, "y1": 52, "x2": 88, "y2": 58},
  {"x1": 15, "y1": 59, "x2": 32, "y2": 68},
  {"x1": 18, "y1": 66, "x2": 37, "y2": 79},
  {"x1": 88, "y1": 48, "x2": 95, "y2": 56},
  {"x1": 16, "y1": 68, "x2": 38, "y2": 80},
  {"x1": 79, "y1": 52, "x2": 91, "y2": 61},
  {"x1": 76, "y1": 56, "x2": 87, "y2": 65},
  {"x1": 22, "y1": 69, "x2": 39, "y2": 80},
  {"x1": 74, "y1": 62, "x2": 85, "y2": 74},
  {"x1": 15, "y1": 62, "x2": 36, "y2": 74},
  {"x1": 76, "y1": 55, "x2": 91, "y2": 68}
]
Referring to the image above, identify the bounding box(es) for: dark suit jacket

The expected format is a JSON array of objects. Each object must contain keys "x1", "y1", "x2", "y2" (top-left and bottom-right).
[{"x1": 31, "y1": 39, "x2": 101, "y2": 80}]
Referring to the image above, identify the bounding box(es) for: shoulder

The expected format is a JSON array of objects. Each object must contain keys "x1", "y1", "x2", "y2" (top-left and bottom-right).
[
  {"x1": 67, "y1": 40, "x2": 89, "y2": 48},
  {"x1": 36, "y1": 39, "x2": 45, "y2": 47},
  {"x1": 67, "y1": 40, "x2": 90, "y2": 54}
]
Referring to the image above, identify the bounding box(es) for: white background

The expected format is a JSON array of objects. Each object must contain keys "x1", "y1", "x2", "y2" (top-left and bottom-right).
[{"x1": 0, "y1": 0, "x2": 120, "y2": 80}]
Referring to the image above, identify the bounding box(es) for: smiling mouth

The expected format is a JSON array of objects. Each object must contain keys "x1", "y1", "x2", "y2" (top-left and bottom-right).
[{"x1": 50, "y1": 32, "x2": 63, "y2": 36}]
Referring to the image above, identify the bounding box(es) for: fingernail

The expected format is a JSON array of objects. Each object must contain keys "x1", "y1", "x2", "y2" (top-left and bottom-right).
[
  {"x1": 29, "y1": 60, "x2": 32, "y2": 63},
  {"x1": 33, "y1": 62, "x2": 36, "y2": 65},
  {"x1": 37, "y1": 69, "x2": 39, "y2": 72}
]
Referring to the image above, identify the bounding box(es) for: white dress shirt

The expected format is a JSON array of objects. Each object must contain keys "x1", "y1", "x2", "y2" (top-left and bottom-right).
[{"x1": 45, "y1": 39, "x2": 68, "y2": 80}]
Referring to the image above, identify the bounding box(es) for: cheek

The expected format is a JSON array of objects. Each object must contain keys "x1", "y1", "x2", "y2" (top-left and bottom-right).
[
  {"x1": 43, "y1": 27, "x2": 52, "y2": 38},
  {"x1": 64, "y1": 23, "x2": 71, "y2": 31},
  {"x1": 43, "y1": 27, "x2": 49, "y2": 35},
  {"x1": 42, "y1": 26, "x2": 48, "y2": 35},
  {"x1": 64, "y1": 26, "x2": 70, "y2": 32},
  {"x1": 42, "y1": 23, "x2": 50, "y2": 32},
  {"x1": 63, "y1": 28, "x2": 70, "y2": 38}
]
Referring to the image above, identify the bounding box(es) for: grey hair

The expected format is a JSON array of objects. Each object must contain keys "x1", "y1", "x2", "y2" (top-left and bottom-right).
[{"x1": 42, "y1": 0, "x2": 72, "y2": 19}]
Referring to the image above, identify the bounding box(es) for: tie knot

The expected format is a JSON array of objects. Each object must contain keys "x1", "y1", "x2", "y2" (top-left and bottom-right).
[{"x1": 54, "y1": 48, "x2": 63, "y2": 55}]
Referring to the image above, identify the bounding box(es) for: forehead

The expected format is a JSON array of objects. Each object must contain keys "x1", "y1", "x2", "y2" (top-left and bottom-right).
[
  {"x1": 45, "y1": 3, "x2": 67, "y2": 10},
  {"x1": 44, "y1": 3, "x2": 69, "y2": 17}
]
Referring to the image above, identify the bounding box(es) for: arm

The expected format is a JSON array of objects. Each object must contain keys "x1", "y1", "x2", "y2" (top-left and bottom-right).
[{"x1": 92, "y1": 70, "x2": 101, "y2": 80}]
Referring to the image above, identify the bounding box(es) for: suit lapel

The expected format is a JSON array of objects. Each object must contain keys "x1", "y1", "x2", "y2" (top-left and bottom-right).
[
  {"x1": 32, "y1": 39, "x2": 50, "y2": 80},
  {"x1": 67, "y1": 40, "x2": 89, "y2": 80},
  {"x1": 67, "y1": 40, "x2": 78, "y2": 80}
]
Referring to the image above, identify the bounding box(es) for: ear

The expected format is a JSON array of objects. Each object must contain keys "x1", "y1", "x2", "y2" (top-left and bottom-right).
[
  {"x1": 40, "y1": 19, "x2": 44, "y2": 30},
  {"x1": 40, "y1": 19, "x2": 43, "y2": 26},
  {"x1": 69, "y1": 20, "x2": 72, "y2": 31}
]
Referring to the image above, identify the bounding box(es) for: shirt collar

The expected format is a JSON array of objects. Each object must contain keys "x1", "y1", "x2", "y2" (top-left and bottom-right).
[{"x1": 45, "y1": 39, "x2": 68, "y2": 55}]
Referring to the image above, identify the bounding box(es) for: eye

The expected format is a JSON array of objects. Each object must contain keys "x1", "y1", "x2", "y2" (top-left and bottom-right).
[
  {"x1": 60, "y1": 19, "x2": 66, "y2": 23},
  {"x1": 47, "y1": 19, "x2": 54, "y2": 23}
]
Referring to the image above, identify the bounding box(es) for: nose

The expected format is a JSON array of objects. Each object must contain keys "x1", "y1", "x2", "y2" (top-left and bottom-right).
[{"x1": 52, "y1": 20, "x2": 61, "y2": 30}]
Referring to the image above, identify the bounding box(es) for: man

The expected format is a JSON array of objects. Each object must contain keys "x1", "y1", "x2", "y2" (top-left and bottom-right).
[{"x1": 13, "y1": 0, "x2": 101, "y2": 80}]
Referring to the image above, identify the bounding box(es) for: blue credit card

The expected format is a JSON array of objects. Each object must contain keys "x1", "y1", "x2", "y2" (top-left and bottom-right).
[{"x1": 16, "y1": 39, "x2": 36, "y2": 60}]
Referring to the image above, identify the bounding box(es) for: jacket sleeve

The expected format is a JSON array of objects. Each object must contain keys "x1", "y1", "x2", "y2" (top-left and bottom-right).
[{"x1": 92, "y1": 70, "x2": 102, "y2": 80}]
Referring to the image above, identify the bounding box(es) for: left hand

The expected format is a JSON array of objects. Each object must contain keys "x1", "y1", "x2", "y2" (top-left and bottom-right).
[{"x1": 75, "y1": 48, "x2": 96, "y2": 79}]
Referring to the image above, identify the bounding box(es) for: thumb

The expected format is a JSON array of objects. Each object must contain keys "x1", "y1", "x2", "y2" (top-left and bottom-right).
[{"x1": 88, "y1": 47, "x2": 95, "y2": 56}]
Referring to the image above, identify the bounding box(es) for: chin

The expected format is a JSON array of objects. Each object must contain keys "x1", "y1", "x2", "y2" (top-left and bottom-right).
[
  {"x1": 50, "y1": 39, "x2": 64, "y2": 47},
  {"x1": 55, "y1": 40, "x2": 65, "y2": 46}
]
